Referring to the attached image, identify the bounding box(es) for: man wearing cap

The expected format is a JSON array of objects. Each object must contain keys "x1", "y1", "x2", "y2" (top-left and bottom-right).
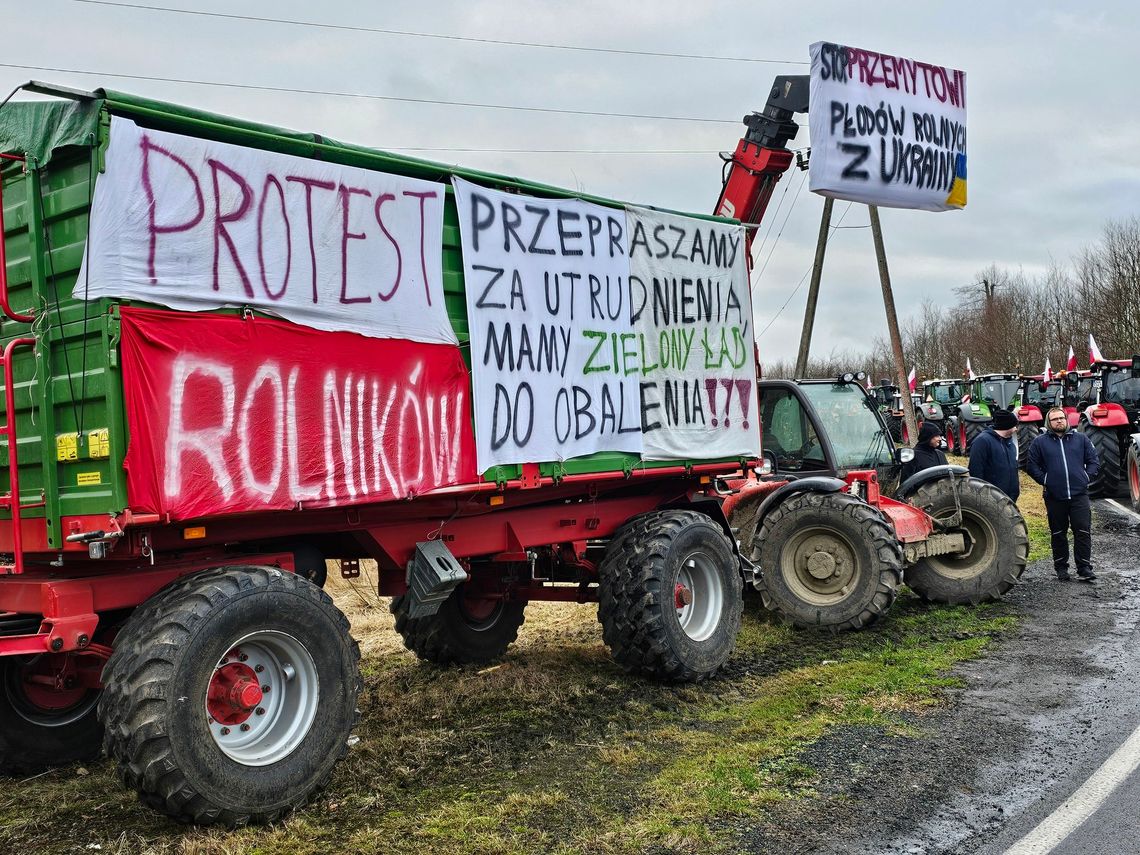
[
  {"x1": 902, "y1": 421, "x2": 948, "y2": 481},
  {"x1": 1026, "y1": 406, "x2": 1100, "y2": 582},
  {"x1": 967, "y1": 409, "x2": 1021, "y2": 501}
]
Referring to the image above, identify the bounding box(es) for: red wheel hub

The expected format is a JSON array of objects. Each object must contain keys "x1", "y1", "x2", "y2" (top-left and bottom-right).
[
  {"x1": 674, "y1": 583, "x2": 693, "y2": 609},
  {"x1": 206, "y1": 662, "x2": 263, "y2": 725},
  {"x1": 16, "y1": 655, "x2": 90, "y2": 712}
]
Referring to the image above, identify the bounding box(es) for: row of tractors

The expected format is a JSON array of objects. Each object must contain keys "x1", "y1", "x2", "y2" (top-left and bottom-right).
[{"x1": 870, "y1": 357, "x2": 1140, "y2": 506}]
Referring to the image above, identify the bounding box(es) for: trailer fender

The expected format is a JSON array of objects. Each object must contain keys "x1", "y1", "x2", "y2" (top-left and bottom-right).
[
  {"x1": 896, "y1": 464, "x2": 969, "y2": 501},
  {"x1": 663, "y1": 493, "x2": 736, "y2": 548}
]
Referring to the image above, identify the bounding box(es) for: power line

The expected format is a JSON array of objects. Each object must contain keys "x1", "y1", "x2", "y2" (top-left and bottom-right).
[
  {"x1": 72, "y1": 0, "x2": 810, "y2": 66},
  {"x1": 0, "y1": 62, "x2": 741, "y2": 125},
  {"x1": 750, "y1": 169, "x2": 809, "y2": 289},
  {"x1": 756, "y1": 201, "x2": 854, "y2": 339}
]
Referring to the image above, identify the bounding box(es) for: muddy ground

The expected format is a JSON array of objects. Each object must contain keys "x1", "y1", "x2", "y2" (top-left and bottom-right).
[{"x1": 739, "y1": 502, "x2": 1140, "y2": 854}]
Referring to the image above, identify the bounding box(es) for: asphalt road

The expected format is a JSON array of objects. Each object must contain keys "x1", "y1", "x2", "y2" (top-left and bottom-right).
[{"x1": 744, "y1": 498, "x2": 1140, "y2": 855}]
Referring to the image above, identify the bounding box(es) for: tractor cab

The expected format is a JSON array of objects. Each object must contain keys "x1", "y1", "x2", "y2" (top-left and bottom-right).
[
  {"x1": 758, "y1": 374, "x2": 904, "y2": 491},
  {"x1": 1078, "y1": 356, "x2": 1140, "y2": 498}
]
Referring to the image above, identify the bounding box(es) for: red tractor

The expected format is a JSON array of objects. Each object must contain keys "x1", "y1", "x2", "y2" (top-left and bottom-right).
[
  {"x1": 1077, "y1": 355, "x2": 1140, "y2": 498},
  {"x1": 721, "y1": 374, "x2": 1028, "y2": 631}
]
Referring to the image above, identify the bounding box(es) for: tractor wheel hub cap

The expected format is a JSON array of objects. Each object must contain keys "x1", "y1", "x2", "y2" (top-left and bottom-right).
[{"x1": 807, "y1": 551, "x2": 837, "y2": 579}]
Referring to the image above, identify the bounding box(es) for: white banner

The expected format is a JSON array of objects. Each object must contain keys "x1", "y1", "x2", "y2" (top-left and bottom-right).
[
  {"x1": 452, "y1": 178, "x2": 643, "y2": 471},
  {"x1": 78, "y1": 117, "x2": 456, "y2": 344},
  {"x1": 808, "y1": 41, "x2": 967, "y2": 212},
  {"x1": 626, "y1": 207, "x2": 759, "y2": 460}
]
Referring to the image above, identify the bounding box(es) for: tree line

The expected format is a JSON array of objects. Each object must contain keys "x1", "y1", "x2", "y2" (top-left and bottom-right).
[{"x1": 764, "y1": 216, "x2": 1140, "y2": 382}]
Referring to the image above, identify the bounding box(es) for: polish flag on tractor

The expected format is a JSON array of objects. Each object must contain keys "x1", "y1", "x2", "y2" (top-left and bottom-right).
[
  {"x1": 966, "y1": 357, "x2": 976, "y2": 380},
  {"x1": 1066, "y1": 345, "x2": 1078, "y2": 372},
  {"x1": 907, "y1": 367, "x2": 917, "y2": 392},
  {"x1": 1089, "y1": 334, "x2": 1105, "y2": 364},
  {"x1": 1043, "y1": 357, "x2": 1053, "y2": 383}
]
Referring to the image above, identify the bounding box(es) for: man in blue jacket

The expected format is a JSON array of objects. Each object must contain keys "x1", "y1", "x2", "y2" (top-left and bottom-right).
[
  {"x1": 968, "y1": 409, "x2": 1021, "y2": 501},
  {"x1": 1026, "y1": 407, "x2": 1100, "y2": 582}
]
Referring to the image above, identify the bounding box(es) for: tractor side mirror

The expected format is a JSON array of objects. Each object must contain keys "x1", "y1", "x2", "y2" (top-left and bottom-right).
[
  {"x1": 897, "y1": 447, "x2": 915, "y2": 464},
  {"x1": 760, "y1": 450, "x2": 778, "y2": 476}
]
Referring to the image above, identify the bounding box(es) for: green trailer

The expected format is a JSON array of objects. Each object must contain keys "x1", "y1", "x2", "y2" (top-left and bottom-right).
[{"x1": 0, "y1": 83, "x2": 760, "y2": 823}]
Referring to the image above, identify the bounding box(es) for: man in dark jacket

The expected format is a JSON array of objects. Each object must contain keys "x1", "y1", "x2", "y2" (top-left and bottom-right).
[
  {"x1": 902, "y1": 421, "x2": 948, "y2": 481},
  {"x1": 1026, "y1": 407, "x2": 1100, "y2": 582},
  {"x1": 968, "y1": 409, "x2": 1020, "y2": 501}
]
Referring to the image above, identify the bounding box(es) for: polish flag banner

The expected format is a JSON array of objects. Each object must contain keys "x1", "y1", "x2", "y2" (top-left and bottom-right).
[
  {"x1": 966, "y1": 357, "x2": 976, "y2": 380},
  {"x1": 1066, "y1": 346, "x2": 1077, "y2": 373},
  {"x1": 1043, "y1": 358, "x2": 1053, "y2": 383},
  {"x1": 119, "y1": 307, "x2": 477, "y2": 521},
  {"x1": 1089, "y1": 334, "x2": 1105, "y2": 364},
  {"x1": 907, "y1": 367, "x2": 917, "y2": 392}
]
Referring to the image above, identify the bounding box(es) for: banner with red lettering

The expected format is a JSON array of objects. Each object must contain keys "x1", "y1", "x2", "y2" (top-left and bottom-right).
[
  {"x1": 79, "y1": 118, "x2": 456, "y2": 344},
  {"x1": 808, "y1": 41, "x2": 967, "y2": 211},
  {"x1": 120, "y1": 308, "x2": 476, "y2": 521}
]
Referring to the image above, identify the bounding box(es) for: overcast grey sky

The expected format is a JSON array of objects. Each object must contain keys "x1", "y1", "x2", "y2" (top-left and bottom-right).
[{"x1": 4, "y1": 1, "x2": 1138, "y2": 366}]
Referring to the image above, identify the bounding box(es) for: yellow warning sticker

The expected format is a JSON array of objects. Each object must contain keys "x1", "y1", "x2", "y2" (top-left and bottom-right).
[
  {"x1": 87, "y1": 428, "x2": 110, "y2": 459},
  {"x1": 77, "y1": 472, "x2": 102, "y2": 486}
]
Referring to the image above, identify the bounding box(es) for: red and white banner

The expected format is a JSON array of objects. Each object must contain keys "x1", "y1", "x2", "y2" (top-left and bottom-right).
[
  {"x1": 120, "y1": 308, "x2": 476, "y2": 521},
  {"x1": 79, "y1": 118, "x2": 456, "y2": 345},
  {"x1": 1066, "y1": 345, "x2": 1077, "y2": 373}
]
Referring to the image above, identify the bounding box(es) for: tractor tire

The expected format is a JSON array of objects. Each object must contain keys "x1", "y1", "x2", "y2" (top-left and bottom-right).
[
  {"x1": 754, "y1": 492, "x2": 902, "y2": 632},
  {"x1": 1017, "y1": 424, "x2": 1040, "y2": 468},
  {"x1": 597, "y1": 510, "x2": 742, "y2": 683},
  {"x1": 1127, "y1": 441, "x2": 1140, "y2": 513},
  {"x1": 963, "y1": 422, "x2": 985, "y2": 456},
  {"x1": 1079, "y1": 423, "x2": 1125, "y2": 498},
  {"x1": 904, "y1": 477, "x2": 1028, "y2": 604},
  {"x1": 99, "y1": 566, "x2": 361, "y2": 827},
  {"x1": 391, "y1": 583, "x2": 526, "y2": 666},
  {"x1": 0, "y1": 657, "x2": 103, "y2": 775},
  {"x1": 885, "y1": 414, "x2": 904, "y2": 443}
]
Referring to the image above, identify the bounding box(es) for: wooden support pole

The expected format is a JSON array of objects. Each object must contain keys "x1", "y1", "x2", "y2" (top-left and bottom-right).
[
  {"x1": 795, "y1": 196, "x2": 834, "y2": 378},
  {"x1": 868, "y1": 205, "x2": 918, "y2": 446}
]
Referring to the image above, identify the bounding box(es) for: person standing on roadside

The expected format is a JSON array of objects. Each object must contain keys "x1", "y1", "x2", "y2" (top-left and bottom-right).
[
  {"x1": 1026, "y1": 407, "x2": 1100, "y2": 582},
  {"x1": 902, "y1": 421, "x2": 948, "y2": 481},
  {"x1": 967, "y1": 409, "x2": 1021, "y2": 501}
]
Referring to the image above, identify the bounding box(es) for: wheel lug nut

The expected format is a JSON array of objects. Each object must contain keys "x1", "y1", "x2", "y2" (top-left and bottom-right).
[
  {"x1": 262, "y1": 685, "x2": 270, "y2": 693},
  {"x1": 254, "y1": 664, "x2": 264, "y2": 673},
  {"x1": 255, "y1": 707, "x2": 265, "y2": 716},
  {"x1": 220, "y1": 727, "x2": 230, "y2": 735},
  {"x1": 240, "y1": 723, "x2": 251, "y2": 732},
  {"x1": 239, "y1": 654, "x2": 249, "y2": 662}
]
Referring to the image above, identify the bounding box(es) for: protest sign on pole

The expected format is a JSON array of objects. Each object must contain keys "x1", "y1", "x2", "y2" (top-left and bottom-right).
[{"x1": 808, "y1": 41, "x2": 967, "y2": 212}]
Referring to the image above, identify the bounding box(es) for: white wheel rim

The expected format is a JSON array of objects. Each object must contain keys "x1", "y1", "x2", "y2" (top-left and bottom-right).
[
  {"x1": 675, "y1": 551, "x2": 724, "y2": 642},
  {"x1": 205, "y1": 630, "x2": 319, "y2": 766}
]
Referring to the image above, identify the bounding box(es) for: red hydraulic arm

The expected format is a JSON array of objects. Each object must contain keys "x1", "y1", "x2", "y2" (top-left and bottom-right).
[{"x1": 715, "y1": 75, "x2": 809, "y2": 258}]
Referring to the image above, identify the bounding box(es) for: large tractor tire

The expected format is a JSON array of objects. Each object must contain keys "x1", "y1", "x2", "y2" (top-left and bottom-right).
[
  {"x1": 99, "y1": 567, "x2": 361, "y2": 826},
  {"x1": 1079, "y1": 423, "x2": 1125, "y2": 498},
  {"x1": 963, "y1": 421, "x2": 985, "y2": 456},
  {"x1": 597, "y1": 510, "x2": 743, "y2": 683},
  {"x1": 1016, "y1": 423, "x2": 1040, "y2": 468},
  {"x1": 0, "y1": 656, "x2": 103, "y2": 774},
  {"x1": 885, "y1": 414, "x2": 904, "y2": 443},
  {"x1": 904, "y1": 477, "x2": 1028, "y2": 604},
  {"x1": 391, "y1": 583, "x2": 527, "y2": 666},
  {"x1": 1127, "y1": 441, "x2": 1140, "y2": 513},
  {"x1": 754, "y1": 492, "x2": 902, "y2": 632}
]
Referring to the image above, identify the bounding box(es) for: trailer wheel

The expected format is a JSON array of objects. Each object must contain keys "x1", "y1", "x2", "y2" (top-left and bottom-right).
[
  {"x1": 1079, "y1": 423, "x2": 1125, "y2": 498},
  {"x1": 1017, "y1": 424, "x2": 1040, "y2": 468},
  {"x1": 755, "y1": 492, "x2": 901, "y2": 631},
  {"x1": 0, "y1": 656, "x2": 103, "y2": 774},
  {"x1": 390, "y1": 583, "x2": 526, "y2": 666},
  {"x1": 905, "y1": 477, "x2": 1028, "y2": 604},
  {"x1": 598, "y1": 510, "x2": 742, "y2": 682},
  {"x1": 963, "y1": 422, "x2": 985, "y2": 456},
  {"x1": 1128, "y1": 442, "x2": 1140, "y2": 513},
  {"x1": 99, "y1": 567, "x2": 361, "y2": 826}
]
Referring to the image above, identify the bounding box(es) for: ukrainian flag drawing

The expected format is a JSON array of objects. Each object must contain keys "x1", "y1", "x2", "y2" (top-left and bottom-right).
[{"x1": 946, "y1": 153, "x2": 967, "y2": 208}]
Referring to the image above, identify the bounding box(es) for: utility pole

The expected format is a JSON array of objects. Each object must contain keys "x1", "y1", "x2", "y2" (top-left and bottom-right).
[
  {"x1": 868, "y1": 206, "x2": 918, "y2": 445},
  {"x1": 794, "y1": 196, "x2": 834, "y2": 378}
]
